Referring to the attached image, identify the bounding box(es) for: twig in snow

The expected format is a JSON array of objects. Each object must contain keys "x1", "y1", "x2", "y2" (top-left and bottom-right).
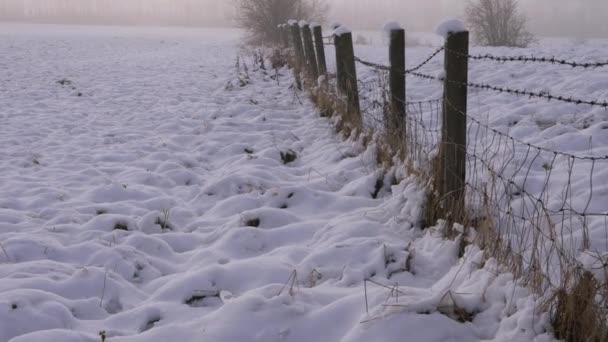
[
  {"x1": 278, "y1": 270, "x2": 300, "y2": 296},
  {"x1": 291, "y1": 85, "x2": 303, "y2": 106},
  {"x1": 364, "y1": 279, "x2": 369, "y2": 314},
  {"x1": 100, "y1": 269, "x2": 108, "y2": 307},
  {"x1": 0, "y1": 242, "x2": 10, "y2": 262}
]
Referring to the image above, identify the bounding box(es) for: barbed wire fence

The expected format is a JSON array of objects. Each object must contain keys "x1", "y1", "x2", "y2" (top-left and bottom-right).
[{"x1": 278, "y1": 22, "x2": 608, "y2": 340}]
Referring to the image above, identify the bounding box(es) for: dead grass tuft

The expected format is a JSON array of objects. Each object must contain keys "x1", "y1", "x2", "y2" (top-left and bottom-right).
[{"x1": 550, "y1": 271, "x2": 608, "y2": 342}]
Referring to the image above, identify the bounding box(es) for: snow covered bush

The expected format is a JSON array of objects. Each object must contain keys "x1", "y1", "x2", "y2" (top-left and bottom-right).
[
  {"x1": 465, "y1": 0, "x2": 535, "y2": 47},
  {"x1": 235, "y1": 0, "x2": 328, "y2": 44}
]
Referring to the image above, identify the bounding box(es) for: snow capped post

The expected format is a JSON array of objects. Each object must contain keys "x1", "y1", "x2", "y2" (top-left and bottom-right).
[
  {"x1": 333, "y1": 26, "x2": 361, "y2": 123},
  {"x1": 311, "y1": 23, "x2": 327, "y2": 77},
  {"x1": 288, "y1": 20, "x2": 304, "y2": 90},
  {"x1": 279, "y1": 24, "x2": 289, "y2": 48},
  {"x1": 300, "y1": 21, "x2": 319, "y2": 80},
  {"x1": 436, "y1": 19, "x2": 469, "y2": 225},
  {"x1": 385, "y1": 21, "x2": 406, "y2": 148}
]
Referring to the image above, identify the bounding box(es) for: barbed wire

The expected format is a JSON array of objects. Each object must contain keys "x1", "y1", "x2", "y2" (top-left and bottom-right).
[
  {"x1": 443, "y1": 96, "x2": 608, "y2": 161},
  {"x1": 354, "y1": 46, "x2": 444, "y2": 74},
  {"x1": 405, "y1": 46, "x2": 445, "y2": 73},
  {"x1": 455, "y1": 80, "x2": 608, "y2": 109},
  {"x1": 407, "y1": 71, "x2": 608, "y2": 109},
  {"x1": 444, "y1": 47, "x2": 608, "y2": 69},
  {"x1": 283, "y1": 25, "x2": 608, "y2": 327}
]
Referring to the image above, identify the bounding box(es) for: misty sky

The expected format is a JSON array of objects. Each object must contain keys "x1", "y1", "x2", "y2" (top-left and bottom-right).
[{"x1": 1, "y1": 0, "x2": 607, "y2": 37}]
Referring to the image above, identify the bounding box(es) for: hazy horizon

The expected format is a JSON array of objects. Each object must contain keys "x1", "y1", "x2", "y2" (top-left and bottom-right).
[{"x1": 2, "y1": 0, "x2": 607, "y2": 38}]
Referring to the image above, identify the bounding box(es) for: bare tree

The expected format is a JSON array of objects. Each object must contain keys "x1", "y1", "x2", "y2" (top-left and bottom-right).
[
  {"x1": 465, "y1": 0, "x2": 535, "y2": 47},
  {"x1": 235, "y1": 0, "x2": 327, "y2": 44}
]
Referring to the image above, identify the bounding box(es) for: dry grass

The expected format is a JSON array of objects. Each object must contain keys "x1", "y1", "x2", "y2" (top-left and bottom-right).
[{"x1": 550, "y1": 271, "x2": 608, "y2": 342}]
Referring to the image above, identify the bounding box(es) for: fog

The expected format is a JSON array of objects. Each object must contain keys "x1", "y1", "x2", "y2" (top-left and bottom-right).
[
  {"x1": 1, "y1": 0, "x2": 607, "y2": 38},
  {"x1": 0, "y1": 0, "x2": 235, "y2": 27},
  {"x1": 329, "y1": 0, "x2": 608, "y2": 38}
]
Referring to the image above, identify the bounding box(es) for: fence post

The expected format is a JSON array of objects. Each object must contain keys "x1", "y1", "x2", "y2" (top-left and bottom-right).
[
  {"x1": 441, "y1": 30, "x2": 469, "y2": 224},
  {"x1": 312, "y1": 24, "x2": 327, "y2": 77},
  {"x1": 301, "y1": 23, "x2": 319, "y2": 80},
  {"x1": 334, "y1": 28, "x2": 361, "y2": 124},
  {"x1": 388, "y1": 25, "x2": 406, "y2": 149},
  {"x1": 289, "y1": 21, "x2": 304, "y2": 90},
  {"x1": 280, "y1": 24, "x2": 289, "y2": 48}
]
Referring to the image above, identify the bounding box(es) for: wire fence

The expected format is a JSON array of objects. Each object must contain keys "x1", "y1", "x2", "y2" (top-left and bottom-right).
[
  {"x1": 351, "y1": 34, "x2": 608, "y2": 325},
  {"x1": 280, "y1": 22, "x2": 608, "y2": 338}
]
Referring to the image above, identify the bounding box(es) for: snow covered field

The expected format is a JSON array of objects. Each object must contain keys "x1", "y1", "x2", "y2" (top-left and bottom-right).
[{"x1": 0, "y1": 23, "x2": 556, "y2": 341}]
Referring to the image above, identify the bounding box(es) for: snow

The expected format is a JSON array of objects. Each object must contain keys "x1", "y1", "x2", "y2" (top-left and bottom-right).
[
  {"x1": 383, "y1": 21, "x2": 403, "y2": 33},
  {"x1": 298, "y1": 20, "x2": 309, "y2": 28},
  {"x1": 0, "y1": 23, "x2": 557, "y2": 341},
  {"x1": 334, "y1": 26, "x2": 352, "y2": 37},
  {"x1": 435, "y1": 18, "x2": 467, "y2": 38},
  {"x1": 309, "y1": 22, "x2": 321, "y2": 29},
  {"x1": 326, "y1": 26, "x2": 608, "y2": 311},
  {"x1": 288, "y1": 19, "x2": 298, "y2": 26},
  {"x1": 331, "y1": 22, "x2": 342, "y2": 30},
  {"x1": 436, "y1": 69, "x2": 446, "y2": 81}
]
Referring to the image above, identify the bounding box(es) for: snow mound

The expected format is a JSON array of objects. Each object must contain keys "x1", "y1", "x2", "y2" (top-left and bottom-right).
[
  {"x1": 330, "y1": 22, "x2": 342, "y2": 30},
  {"x1": 383, "y1": 21, "x2": 403, "y2": 33},
  {"x1": 435, "y1": 18, "x2": 467, "y2": 38},
  {"x1": 333, "y1": 26, "x2": 351, "y2": 37}
]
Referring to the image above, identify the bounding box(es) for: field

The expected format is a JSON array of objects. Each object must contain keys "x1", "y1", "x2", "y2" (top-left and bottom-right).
[{"x1": 3, "y1": 22, "x2": 601, "y2": 341}]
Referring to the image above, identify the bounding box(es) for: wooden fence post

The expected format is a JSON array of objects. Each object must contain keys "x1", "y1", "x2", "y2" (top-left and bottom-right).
[
  {"x1": 334, "y1": 28, "x2": 361, "y2": 124},
  {"x1": 289, "y1": 21, "x2": 304, "y2": 90},
  {"x1": 388, "y1": 26, "x2": 406, "y2": 149},
  {"x1": 441, "y1": 30, "x2": 469, "y2": 224},
  {"x1": 312, "y1": 24, "x2": 327, "y2": 76},
  {"x1": 301, "y1": 23, "x2": 319, "y2": 80},
  {"x1": 280, "y1": 24, "x2": 289, "y2": 48}
]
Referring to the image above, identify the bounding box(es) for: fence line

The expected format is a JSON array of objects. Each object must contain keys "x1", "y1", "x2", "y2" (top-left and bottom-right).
[
  {"x1": 278, "y1": 21, "x2": 608, "y2": 340},
  {"x1": 444, "y1": 48, "x2": 608, "y2": 68},
  {"x1": 355, "y1": 56, "x2": 608, "y2": 109}
]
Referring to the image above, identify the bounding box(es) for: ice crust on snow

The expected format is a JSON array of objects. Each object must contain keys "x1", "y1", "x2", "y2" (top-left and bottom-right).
[
  {"x1": 435, "y1": 18, "x2": 467, "y2": 38},
  {"x1": 333, "y1": 26, "x2": 351, "y2": 37}
]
